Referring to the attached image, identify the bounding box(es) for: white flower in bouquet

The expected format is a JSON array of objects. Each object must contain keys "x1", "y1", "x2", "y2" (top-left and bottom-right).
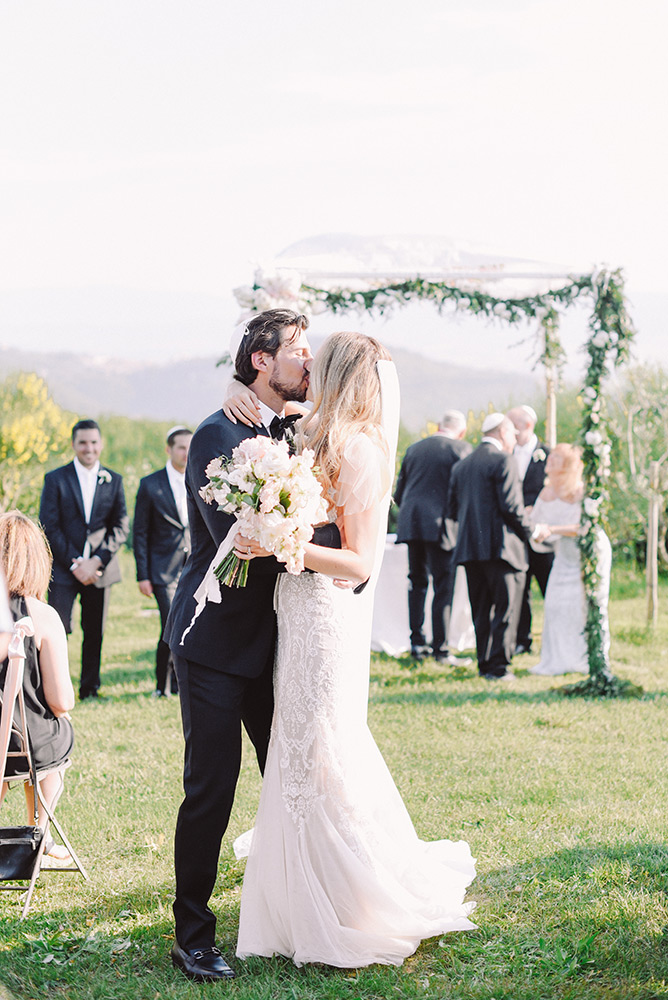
[
  {"x1": 585, "y1": 430, "x2": 603, "y2": 448},
  {"x1": 199, "y1": 437, "x2": 328, "y2": 587},
  {"x1": 583, "y1": 387, "x2": 597, "y2": 401},
  {"x1": 591, "y1": 331, "x2": 609, "y2": 349}
]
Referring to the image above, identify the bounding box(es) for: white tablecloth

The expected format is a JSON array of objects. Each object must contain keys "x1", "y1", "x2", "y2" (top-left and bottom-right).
[{"x1": 371, "y1": 535, "x2": 475, "y2": 656}]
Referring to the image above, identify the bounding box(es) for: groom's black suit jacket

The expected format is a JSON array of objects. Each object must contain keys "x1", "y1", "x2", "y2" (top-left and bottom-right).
[{"x1": 164, "y1": 409, "x2": 339, "y2": 675}]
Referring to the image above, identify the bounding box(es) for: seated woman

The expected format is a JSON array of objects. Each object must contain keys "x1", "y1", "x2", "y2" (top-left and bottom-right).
[
  {"x1": 529, "y1": 444, "x2": 612, "y2": 676},
  {"x1": 0, "y1": 510, "x2": 75, "y2": 863}
]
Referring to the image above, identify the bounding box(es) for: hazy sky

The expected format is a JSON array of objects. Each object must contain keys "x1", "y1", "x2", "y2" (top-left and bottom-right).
[{"x1": 1, "y1": 0, "x2": 666, "y2": 369}]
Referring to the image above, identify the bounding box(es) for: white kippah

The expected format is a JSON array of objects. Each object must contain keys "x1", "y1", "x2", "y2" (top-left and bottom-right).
[
  {"x1": 166, "y1": 425, "x2": 190, "y2": 442},
  {"x1": 482, "y1": 412, "x2": 505, "y2": 434},
  {"x1": 228, "y1": 320, "x2": 250, "y2": 364},
  {"x1": 521, "y1": 404, "x2": 537, "y2": 424}
]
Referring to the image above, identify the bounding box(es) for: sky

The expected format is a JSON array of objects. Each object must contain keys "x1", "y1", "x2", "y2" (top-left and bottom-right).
[{"x1": 1, "y1": 0, "x2": 666, "y2": 375}]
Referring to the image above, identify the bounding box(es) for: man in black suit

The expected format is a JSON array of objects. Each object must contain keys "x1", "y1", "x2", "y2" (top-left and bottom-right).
[
  {"x1": 164, "y1": 309, "x2": 340, "y2": 982},
  {"x1": 448, "y1": 413, "x2": 532, "y2": 680},
  {"x1": 39, "y1": 419, "x2": 129, "y2": 699},
  {"x1": 134, "y1": 426, "x2": 193, "y2": 697},
  {"x1": 395, "y1": 410, "x2": 471, "y2": 662},
  {"x1": 507, "y1": 405, "x2": 554, "y2": 655}
]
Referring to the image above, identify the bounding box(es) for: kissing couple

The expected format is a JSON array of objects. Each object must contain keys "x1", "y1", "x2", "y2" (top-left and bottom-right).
[{"x1": 164, "y1": 309, "x2": 476, "y2": 981}]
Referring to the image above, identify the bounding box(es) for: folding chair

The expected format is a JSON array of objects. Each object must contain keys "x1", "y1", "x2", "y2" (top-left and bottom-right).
[{"x1": 0, "y1": 615, "x2": 88, "y2": 918}]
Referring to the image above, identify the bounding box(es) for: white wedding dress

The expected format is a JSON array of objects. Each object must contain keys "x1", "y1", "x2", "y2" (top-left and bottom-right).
[
  {"x1": 530, "y1": 496, "x2": 612, "y2": 676},
  {"x1": 235, "y1": 368, "x2": 476, "y2": 968}
]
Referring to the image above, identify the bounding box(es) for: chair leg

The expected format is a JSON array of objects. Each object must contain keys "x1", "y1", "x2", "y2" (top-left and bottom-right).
[
  {"x1": 35, "y1": 784, "x2": 89, "y2": 881},
  {"x1": 20, "y1": 835, "x2": 48, "y2": 920}
]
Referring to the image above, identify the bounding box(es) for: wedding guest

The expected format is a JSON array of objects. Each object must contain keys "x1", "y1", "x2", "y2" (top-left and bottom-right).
[
  {"x1": 507, "y1": 405, "x2": 553, "y2": 654},
  {"x1": 448, "y1": 413, "x2": 532, "y2": 680},
  {"x1": 0, "y1": 511, "x2": 75, "y2": 863},
  {"x1": 529, "y1": 444, "x2": 611, "y2": 675},
  {"x1": 134, "y1": 426, "x2": 192, "y2": 697},
  {"x1": 394, "y1": 410, "x2": 471, "y2": 662},
  {"x1": 39, "y1": 419, "x2": 129, "y2": 700}
]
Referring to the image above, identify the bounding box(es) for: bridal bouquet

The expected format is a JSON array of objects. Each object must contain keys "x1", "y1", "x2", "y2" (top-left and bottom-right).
[{"x1": 200, "y1": 436, "x2": 329, "y2": 587}]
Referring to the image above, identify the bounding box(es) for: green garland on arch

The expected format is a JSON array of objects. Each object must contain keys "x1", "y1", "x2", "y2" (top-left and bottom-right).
[{"x1": 240, "y1": 266, "x2": 638, "y2": 695}]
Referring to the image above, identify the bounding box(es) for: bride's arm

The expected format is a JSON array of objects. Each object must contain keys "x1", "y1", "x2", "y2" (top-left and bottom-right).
[
  {"x1": 301, "y1": 505, "x2": 379, "y2": 583},
  {"x1": 222, "y1": 380, "x2": 262, "y2": 427},
  {"x1": 222, "y1": 380, "x2": 309, "y2": 426},
  {"x1": 235, "y1": 505, "x2": 379, "y2": 585}
]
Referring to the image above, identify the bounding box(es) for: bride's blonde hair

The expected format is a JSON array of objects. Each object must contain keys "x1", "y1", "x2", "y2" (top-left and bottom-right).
[
  {"x1": 545, "y1": 443, "x2": 584, "y2": 502},
  {"x1": 297, "y1": 332, "x2": 392, "y2": 505}
]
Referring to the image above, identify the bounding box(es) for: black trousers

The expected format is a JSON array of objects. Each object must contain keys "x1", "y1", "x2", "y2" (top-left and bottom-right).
[
  {"x1": 515, "y1": 548, "x2": 554, "y2": 649},
  {"x1": 153, "y1": 582, "x2": 178, "y2": 694},
  {"x1": 406, "y1": 541, "x2": 456, "y2": 654},
  {"x1": 48, "y1": 580, "x2": 111, "y2": 697},
  {"x1": 172, "y1": 654, "x2": 275, "y2": 951},
  {"x1": 464, "y1": 560, "x2": 525, "y2": 676}
]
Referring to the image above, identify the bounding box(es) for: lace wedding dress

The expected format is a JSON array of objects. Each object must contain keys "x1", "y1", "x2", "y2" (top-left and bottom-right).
[
  {"x1": 235, "y1": 368, "x2": 476, "y2": 968},
  {"x1": 530, "y1": 496, "x2": 612, "y2": 676}
]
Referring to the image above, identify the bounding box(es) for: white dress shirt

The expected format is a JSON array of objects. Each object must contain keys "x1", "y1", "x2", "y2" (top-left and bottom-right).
[
  {"x1": 166, "y1": 460, "x2": 188, "y2": 526},
  {"x1": 513, "y1": 433, "x2": 538, "y2": 481},
  {"x1": 257, "y1": 399, "x2": 284, "y2": 432},
  {"x1": 73, "y1": 456, "x2": 100, "y2": 558}
]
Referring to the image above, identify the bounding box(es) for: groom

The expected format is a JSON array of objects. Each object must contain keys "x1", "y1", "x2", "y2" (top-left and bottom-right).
[{"x1": 164, "y1": 309, "x2": 340, "y2": 982}]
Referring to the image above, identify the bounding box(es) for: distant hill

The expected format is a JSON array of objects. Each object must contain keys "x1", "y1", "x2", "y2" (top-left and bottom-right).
[{"x1": 0, "y1": 343, "x2": 540, "y2": 433}]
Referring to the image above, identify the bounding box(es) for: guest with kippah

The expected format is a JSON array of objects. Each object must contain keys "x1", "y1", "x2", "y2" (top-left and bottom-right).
[
  {"x1": 133, "y1": 426, "x2": 193, "y2": 697},
  {"x1": 448, "y1": 413, "x2": 535, "y2": 680}
]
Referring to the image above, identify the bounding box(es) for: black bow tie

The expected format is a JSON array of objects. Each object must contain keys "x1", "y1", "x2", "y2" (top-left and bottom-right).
[{"x1": 269, "y1": 413, "x2": 300, "y2": 441}]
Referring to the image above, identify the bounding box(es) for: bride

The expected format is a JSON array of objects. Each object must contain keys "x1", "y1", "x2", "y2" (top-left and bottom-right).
[{"x1": 226, "y1": 331, "x2": 476, "y2": 968}]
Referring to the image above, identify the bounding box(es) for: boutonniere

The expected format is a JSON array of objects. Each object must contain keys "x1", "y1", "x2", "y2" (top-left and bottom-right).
[
  {"x1": 533, "y1": 449, "x2": 547, "y2": 463},
  {"x1": 98, "y1": 469, "x2": 112, "y2": 485}
]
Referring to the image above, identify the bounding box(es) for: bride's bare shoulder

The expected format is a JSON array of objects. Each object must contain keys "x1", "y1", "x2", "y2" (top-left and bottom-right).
[{"x1": 538, "y1": 485, "x2": 557, "y2": 502}]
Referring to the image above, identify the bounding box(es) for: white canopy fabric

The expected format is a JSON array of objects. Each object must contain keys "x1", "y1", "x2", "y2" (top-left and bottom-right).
[{"x1": 275, "y1": 233, "x2": 594, "y2": 300}]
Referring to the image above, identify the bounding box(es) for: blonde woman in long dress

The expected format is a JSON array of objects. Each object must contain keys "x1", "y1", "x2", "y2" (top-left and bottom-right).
[
  {"x1": 227, "y1": 332, "x2": 476, "y2": 968},
  {"x1": 530, "y1": 444, "x2": 612, "y2": 676}
]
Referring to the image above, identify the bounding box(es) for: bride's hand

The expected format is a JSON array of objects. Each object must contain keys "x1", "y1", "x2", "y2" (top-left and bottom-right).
[
  {"x1": 223, "y1": 380, "x2": 262, "y2": 427},
  {"x1": 235, "y1": 533, "x2": 272, "y2": 560}
]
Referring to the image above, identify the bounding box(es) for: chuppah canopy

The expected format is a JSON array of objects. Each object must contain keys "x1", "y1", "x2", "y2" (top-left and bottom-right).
[
  {"x1": 272, "y1": 232, "x2": 591, "y2": 301},
  {"x1": 232, "y1": 233, "x2": 636, "y2": 696}
]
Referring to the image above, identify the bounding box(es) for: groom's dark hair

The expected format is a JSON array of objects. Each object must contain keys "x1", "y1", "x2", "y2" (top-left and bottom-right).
[{"x1": 235, "y1": 309, "x2": 310, "y2": 386}]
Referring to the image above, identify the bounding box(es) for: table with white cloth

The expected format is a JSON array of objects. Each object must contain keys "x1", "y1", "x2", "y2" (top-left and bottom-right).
[{"x1": 371, "y1": 534, "x2": 475, "y2": 656}]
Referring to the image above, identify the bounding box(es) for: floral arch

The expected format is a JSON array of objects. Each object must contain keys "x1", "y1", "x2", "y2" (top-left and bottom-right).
[{"x1": 233, "y1": 235, "x2": 636, "y2": 695}]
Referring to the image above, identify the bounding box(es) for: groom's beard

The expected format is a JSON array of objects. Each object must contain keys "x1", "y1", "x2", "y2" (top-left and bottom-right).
[{"x1": 269, "y1": 372, "x2": 309, "y2": 404}]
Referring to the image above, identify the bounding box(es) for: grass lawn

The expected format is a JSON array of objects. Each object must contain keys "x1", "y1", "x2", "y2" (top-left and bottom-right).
[{"x1": 1, "y1": 551, "x2": 667, "y2": 999}]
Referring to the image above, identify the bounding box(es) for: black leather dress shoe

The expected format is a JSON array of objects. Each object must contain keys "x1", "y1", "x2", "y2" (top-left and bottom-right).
[{"x1": 171, "y1": 942, "x2": 235, "y2": 981}]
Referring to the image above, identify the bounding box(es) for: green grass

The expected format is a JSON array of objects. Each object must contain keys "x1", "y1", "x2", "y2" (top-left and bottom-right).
[{"x1": 2, "y1": 552, "x2": 668, "y2": 999}]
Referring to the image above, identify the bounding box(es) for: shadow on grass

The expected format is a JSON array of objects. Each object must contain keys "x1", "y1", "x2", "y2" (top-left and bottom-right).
[{"x1": 2, "y1": 843, "x2": 668, "y2": 998}]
